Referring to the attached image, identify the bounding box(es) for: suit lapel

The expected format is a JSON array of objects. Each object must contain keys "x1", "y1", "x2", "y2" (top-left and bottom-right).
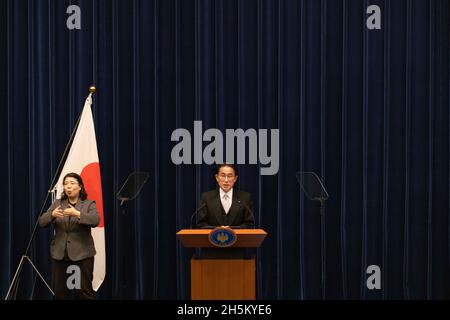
[
  {"x1": 59, "y1": 199, "x2": 70, "y2": 230},
  {"x1": 61, "y1": 199, "x2": 82, "y2": 230},
  {"x1": 68, "y1": 200, "x2": 83, "y2": 230},
  {"x1": 212, "y1": 190, "x2": 225, "y2": 226},
  {"x1": 226, "y1": 191, "x2": 240, "y2": 226}
]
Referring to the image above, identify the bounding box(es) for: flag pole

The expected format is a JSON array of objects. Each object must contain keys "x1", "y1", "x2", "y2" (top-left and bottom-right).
[
  {"x1": 27, "y1": 86, "x2": 97, "y2": 257},
  {"x1": 5, "y1": 86, "x2": 97, "y2": 300}
]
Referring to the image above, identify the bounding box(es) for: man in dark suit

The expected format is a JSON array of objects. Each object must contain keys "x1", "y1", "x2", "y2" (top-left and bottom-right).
[{"x1": 196, "y1": 164, "x2": 255, "y2": 228}]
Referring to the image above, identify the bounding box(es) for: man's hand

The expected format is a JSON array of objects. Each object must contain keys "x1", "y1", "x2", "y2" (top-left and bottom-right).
[
  {"x1": 51, "y1": 205, "x2": 64, "y2": 218},
  {"x1": 63, "y1": 204, "x2": 81, "y2": 219}
]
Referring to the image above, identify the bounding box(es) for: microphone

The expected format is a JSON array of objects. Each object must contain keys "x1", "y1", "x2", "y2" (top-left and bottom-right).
[
  {"x1": 190, "y1": 203, "x2": 207, "y2": 229},
  {"x1": 237, "y1": 199, "x2": 256, "y2": 229}
]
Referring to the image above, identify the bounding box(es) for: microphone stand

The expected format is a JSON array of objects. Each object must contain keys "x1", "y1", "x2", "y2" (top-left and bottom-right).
[
  {"x1": 190, "y1": 203, "x2": 207, "y2": 229},
  {"x1": 237, "y1": 199, "x2": 255, "y2": 229},
  {"x1": 5, "y1": 187, "x2": 56, "y2": 299}
]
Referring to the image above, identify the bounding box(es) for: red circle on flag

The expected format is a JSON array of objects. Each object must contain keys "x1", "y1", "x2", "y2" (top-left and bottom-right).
[{"x1": 81, "y1": 162, "x2": 104, "y2": 228}]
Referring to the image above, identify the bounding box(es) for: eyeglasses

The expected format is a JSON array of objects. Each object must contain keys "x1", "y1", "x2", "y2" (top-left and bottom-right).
[
  {"x1": 217, "y1": 174, "x2": 235, "y2": 181},
  {"x1": 63, "y1": 181, "x2": 79, "y2": 186}
]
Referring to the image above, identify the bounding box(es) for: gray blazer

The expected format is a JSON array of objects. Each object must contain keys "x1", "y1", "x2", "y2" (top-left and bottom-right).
[{"x1": 39, "y1": 199, "x2": 100, "y2": 261}]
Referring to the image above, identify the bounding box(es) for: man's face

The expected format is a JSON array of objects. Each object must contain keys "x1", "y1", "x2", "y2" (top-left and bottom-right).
[{"x1": 215, "y1": 166, "x2": 238, "y2": 193}]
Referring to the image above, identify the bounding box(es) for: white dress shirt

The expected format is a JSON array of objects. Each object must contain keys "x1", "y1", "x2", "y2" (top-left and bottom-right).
[{"x1": 219, "y1": 188, "x2": 233, "y2": 214}]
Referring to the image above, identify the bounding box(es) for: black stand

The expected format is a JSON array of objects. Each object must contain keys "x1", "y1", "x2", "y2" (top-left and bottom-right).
[
  {"x1": 6, "y1": 178, "x2": 64, "y2": 299},
  {"x1": 5, "y1": 255, "x2": 54, "y2": 299},
  {"x1": 319, "y1": 198, "x2": 326, "y2": 300},
  {"x1": 117, "y1": 172, "x2": 149, "y2": 206},
  {"x1": 5, "y1": 91, "x2": 95, "y2": 300},
  {"x1": 116, "y1": 172, "x2": 149, "y2": 298},
  {"x1": 296, "y1": 171, "x2": 329, "y2": 300}
]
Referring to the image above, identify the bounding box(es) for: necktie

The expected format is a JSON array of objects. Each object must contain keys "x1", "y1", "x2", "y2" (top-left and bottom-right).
[{"x1": 222, "y1": 194, "x2": 231, "y2": 214}]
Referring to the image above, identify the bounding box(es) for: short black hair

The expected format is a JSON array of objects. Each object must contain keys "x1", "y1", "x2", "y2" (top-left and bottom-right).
[
  {"x1": 216, "y1": 163, "x2": 238, "y2": 176},
  {"x1": 60, "y1": 172, "x2": 88, "y2": 200}
]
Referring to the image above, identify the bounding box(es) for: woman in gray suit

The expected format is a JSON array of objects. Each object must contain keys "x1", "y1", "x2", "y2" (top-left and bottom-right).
[{"x1": 39, "y1": 172, "x2": 100, "y2": 300}]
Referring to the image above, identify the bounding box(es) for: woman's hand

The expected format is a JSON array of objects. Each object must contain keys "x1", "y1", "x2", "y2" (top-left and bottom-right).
[
  {"x1": 63, "y1": 204, "x2": 81, "y2": 219},
  {"x1": 51, "y1": 206, "x2": 64, "y2": 218}
]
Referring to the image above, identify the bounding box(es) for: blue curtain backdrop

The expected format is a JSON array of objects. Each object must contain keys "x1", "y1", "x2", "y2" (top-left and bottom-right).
[{"x1": 0, "y1": 0, "x2": 449, "y2": 299}]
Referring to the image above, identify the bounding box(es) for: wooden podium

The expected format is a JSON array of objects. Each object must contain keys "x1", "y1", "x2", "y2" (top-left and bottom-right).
[{"x1": 177, "y1": 229, "x2": 267, "y2": 300}]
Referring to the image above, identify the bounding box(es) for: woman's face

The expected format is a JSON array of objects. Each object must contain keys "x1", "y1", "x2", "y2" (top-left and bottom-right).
[{"x1": 63, "y1": 177, "x2": 82, "y2": 199}]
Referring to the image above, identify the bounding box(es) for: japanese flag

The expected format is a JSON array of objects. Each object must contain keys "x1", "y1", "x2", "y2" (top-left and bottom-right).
[{"x1": 54, "y1": 93, "x2": 105, "y2": 291}]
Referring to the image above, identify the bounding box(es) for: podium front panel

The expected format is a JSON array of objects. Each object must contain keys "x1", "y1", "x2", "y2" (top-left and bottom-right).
[{"x1": 191, "y1": 257, "x2": 255, "y2": 300}]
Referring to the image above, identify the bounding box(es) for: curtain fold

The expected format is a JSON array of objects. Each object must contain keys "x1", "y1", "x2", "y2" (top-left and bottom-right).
[{"x1": 0, "y1": 0, "x2": 449, "y2": 299}]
